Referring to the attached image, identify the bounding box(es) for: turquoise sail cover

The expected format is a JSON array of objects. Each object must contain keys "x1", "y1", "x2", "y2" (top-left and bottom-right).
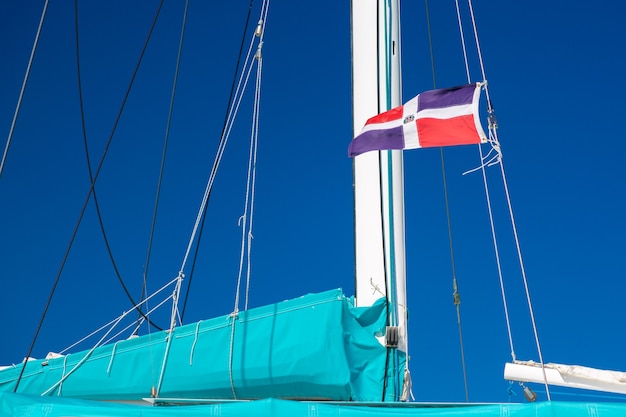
[
  {"x1": 0, "y1": 289, "x2": 406, "y2": 402},
  {"x1": 1, "y1": 394, "x2": 626, "y2": 417}
]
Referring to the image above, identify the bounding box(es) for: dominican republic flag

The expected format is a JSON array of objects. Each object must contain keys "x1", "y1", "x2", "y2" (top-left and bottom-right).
[{"x1": 348, "y1": 83, "x2": 487, "y2": 158}]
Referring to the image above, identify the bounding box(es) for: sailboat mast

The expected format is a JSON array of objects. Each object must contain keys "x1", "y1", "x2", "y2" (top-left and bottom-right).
[{"x1": 351, "y1": 0, "x2": 408, "y2": 355}]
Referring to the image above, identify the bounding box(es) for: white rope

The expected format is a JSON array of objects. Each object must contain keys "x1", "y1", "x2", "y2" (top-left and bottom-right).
[
  {"x1": 58, "y1": 354, "x2": 68, "y2": 396},
  {"x1": 497, "y1": 151, "x2": 551, "y2": 399},
  {"x1": 233, "y1": 134, "x2": 254, "y2": 315},
  {"x1": 231, "y1": 64, "x2": 259, "y2": 312},
  {"x1": 476, "y1": 143, "x2": 516, "y2": 362},
  {"x1": 169, "y1": 272, "x2": 184, "y2": 330},
  {"x1": 0, "y1": 0, "x2": 49, "y2": 179},
  {"x1": 102, "y1": 294, "x2": 175, "y2": 346},
  {"x1": 40, "y1": 313, "x2": 126, "y2": 396},
  {"x1": 244, "y1": 60, "x2": 261, "y2": 311},
  {"x1": 466, "y1": 0, "x2": 492, "y2": 109},
  {"x1": 234, "y1": 6, "x2": 268, "y2": 314},
  {"x1": 454, "y1": 0, "x2": 517, "y2": 364},
  {"x1": 452, "y1": 1, "x2": 519, "y2": 392},
  {"x1": 227, "y1": 4, "x2": 270, "y2": 398},
  {"x1": 59, "y1": 317, "x2": 124, "y2": 355},
  {"x1": 245, "y1": 0, "x2": 269, "y2": 312},
  {"x1": 462, "y1": 129, "x2": 501, "y2": 175},
  {"x1": 59, "y1": 276, "x2": 178, "y2": 354},
  {"x1": 155, "y1": 330, "x2": 174, "y2": 398},
  {"x1": 106, "y1": 341, "x2": 120, "y2": 375},
  {"x1": 44, "y1": 291, "x2": 175, "y2": 396},
  {"x1": 130, "y1": 318, "x2": 144, "y2": 337},
  {"x1": 228, "y1": 315, "x2": 238, "y2": 399},
  {"x1": 189, "y1": 320, "x2": 202, "y2": 365},
  {"x1": 173, "y1": 2, "x2": 271, "y2": 325},
  {"x1": 465, "y1": 0, "x2": 551, "y2": 399}
]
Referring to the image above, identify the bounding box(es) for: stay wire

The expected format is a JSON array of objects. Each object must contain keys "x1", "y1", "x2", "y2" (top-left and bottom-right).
[
  {"x1": 454, "y1": 0, "x2": 517, "y2": 369},
  {"x1": 424, "y1": 0, "x2": 470, "y2": 402},
  {"x1": 244, "y1": 62, "x2": 261, "y2": 312},
  {"x1": 13, "y1": 0, "x2": 166, "y2": 393},
  {"x1": 244, "y1": 3, "x2": 269, "y2": 311},
  {"x1": 177, "y1": 0, "x2": 259, "y2": 277},
  {"x1": 0, "y1": 0, "x2": 49, "y2": 180},
  {"x1": 465, "y1": 0, "x2": 551, "y2": 399},
  {"x1": 73, "y1": 0, "x2": 162, "y2": 332},
  {"x1": 222, "y1": 38, "x2": 260, "y2": 313},
  {"x1": 180, "y1": 0, "x2": 257, "y2": 322}
]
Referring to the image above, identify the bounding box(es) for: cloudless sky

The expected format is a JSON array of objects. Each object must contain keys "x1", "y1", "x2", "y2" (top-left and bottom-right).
[{"x1": 0, "y1": 0, "x2": 625, "y2": 405}]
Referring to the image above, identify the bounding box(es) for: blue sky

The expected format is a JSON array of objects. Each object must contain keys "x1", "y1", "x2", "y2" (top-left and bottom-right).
[{"x1": 1, "y1": 0, "x2": 625, "y2": 405}]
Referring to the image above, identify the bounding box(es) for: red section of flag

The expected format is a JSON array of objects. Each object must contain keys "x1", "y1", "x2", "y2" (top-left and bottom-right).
[
  {"x1": 366, "y1": 105, "x2": 403, "y2": 125},
  {"x1": 416, "y1": 115, "x2": 482, "y2": 148}
]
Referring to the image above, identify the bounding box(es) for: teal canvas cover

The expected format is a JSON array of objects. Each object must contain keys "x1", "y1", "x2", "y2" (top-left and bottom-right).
[
  {"x1": 0, "y1": 289, "x2": 406, "y2": 402},
  {"x1": 1, "y1": 393, "x2": 626, "y2": 417}
]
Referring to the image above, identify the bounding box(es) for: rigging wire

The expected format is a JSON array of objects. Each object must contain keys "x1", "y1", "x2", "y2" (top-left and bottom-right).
[
  {"x1": 180, "y1": 0, "x2": 257, "y2": 322},
  {"x1": 0, "y1": 0, "x2": 49, "y2": 180},
  {"x1": 39, "y1": 276, "x2": 179, "y2": 397},
  {"x1": 140, "y1": 0, "x2": 190, "y2": 333},
  {"x1": 424, "y1": 0, "x2": 470, "y2": 402},
  {"x1": 454, "y1": 0, "x2": 518, "y2": 377},
  {"x1": 73, "y1": 0, "x2": 162, "y2": 332},
  {"x1": 146, "y1": 0, "x2": 191, "y2": 394},
  {"x1": 457, "y1": 0, "x2": 551, "y2": 400},
  {"x1": 243, "y1": 7, "x2": 268, "y2": 312},
  {"x1": 176, "y1": 9, "x2": 260, "y2": 277},
  {"x1": 228, "y1": 1, "x2": 270, "y2": 398},
  {"x1": 233, "y1": 44, "x2": 262, "y2": 315},
  {"x1": 57, "y1": 277, "x2": 177, "y2": 355},
  {"x1": 13, "y1": 0, "x2": 166, "y2": 393},
  {"x1": 177, "y1": 2, "x2": 265, "y2": 319}
]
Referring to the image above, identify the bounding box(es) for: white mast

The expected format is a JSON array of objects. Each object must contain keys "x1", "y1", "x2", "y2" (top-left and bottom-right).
[{"x1": 351, "y1": 0, "x2": 408, "y2": 357}]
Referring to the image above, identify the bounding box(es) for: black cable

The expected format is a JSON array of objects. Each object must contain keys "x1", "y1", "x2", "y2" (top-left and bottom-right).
[
  {"x1": 181, "y1": 0, "x2": 256, "y2": 322},
  {"x1": 14, "y1": 0, "x2": 166, "y2": 393},
  {"x1": 73, "y1": 0, "x2": 162, "y2": 332},
  {"x1": 138, "y1": 0, "x2": 190, "y2": 329},
  {"x1": 374, "y1": 1, "x2": 393, "y2": 401},
  {"x1": 424, "y1": 0, "x2": 437, "y2": 89},
  {"x1": 380, "y1": 148, "x2": 392, "y2": 401}
]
